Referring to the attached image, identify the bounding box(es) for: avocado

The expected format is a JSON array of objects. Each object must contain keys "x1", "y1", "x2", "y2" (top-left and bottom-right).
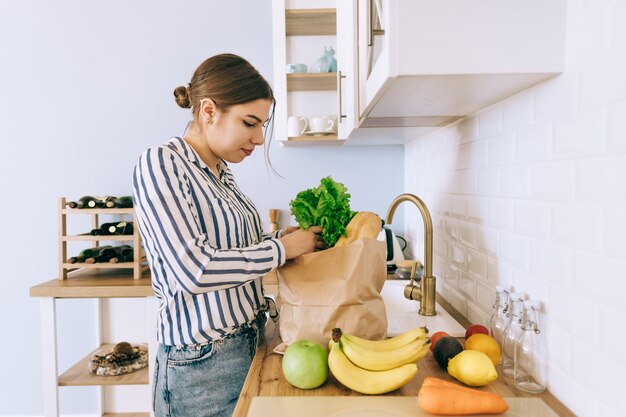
[{"x1": 432, "y1": 336, "x2": 464, "y2": 370}]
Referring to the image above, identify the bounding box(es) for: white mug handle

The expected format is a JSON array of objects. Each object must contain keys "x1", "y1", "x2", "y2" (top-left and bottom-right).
[
  {"x1": 327, "y1": 120, "x2": 335, "y2": 132},
  {"x1": 299, "y1": 117, "x2": 308, "y2": 135}
]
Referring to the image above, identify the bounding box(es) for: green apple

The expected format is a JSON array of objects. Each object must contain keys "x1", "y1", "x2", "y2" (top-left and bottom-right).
[{"x1": 282, "y1": 339, "x2": 328, "y2": 389}]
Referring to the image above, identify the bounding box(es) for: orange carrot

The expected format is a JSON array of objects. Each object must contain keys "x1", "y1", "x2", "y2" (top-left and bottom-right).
[{"x1": 418, "y1": 377, "x2": 509, "y2": 415}]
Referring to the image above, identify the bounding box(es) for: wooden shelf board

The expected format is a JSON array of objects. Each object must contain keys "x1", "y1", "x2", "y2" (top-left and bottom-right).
[
  {"x1": 64, "y1": 234, "x2": 135, "y2": 241},
  {"x1": 59, "y1": 344, "x2": 149, "y2": 386},
  {"x1": 103, "y1": 414, "x2": 149, "y2": 417},
  {"x1": 30, "y1": 268, "x2": 153, "y2": 298},
  {"x1": 287, "y1": 73, "x2": 336, "y2": 91},
  {"x1": 63, "y1": 208, "x2": 135, "y2": 215},
  {"x1": 62, "y1": 262, "x2": 139, "y2": 269},
  {"x1": 285, "y1": 8, "x2": 336, "y2": 36},
  {"x1": 282, "y1": 136, "x2": 344, "y2": 147}
]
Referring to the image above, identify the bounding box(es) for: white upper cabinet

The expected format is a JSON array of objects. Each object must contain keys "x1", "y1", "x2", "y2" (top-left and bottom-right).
[
  {"x1": 355, "y1": 0, "x2": 567, "y2": 129},
  {"x1": 336, "y1": 0, "x2": 358, "y2": 140},
  {"x1": 271, "y1": 0, "x2": 566, "y2": 145}
]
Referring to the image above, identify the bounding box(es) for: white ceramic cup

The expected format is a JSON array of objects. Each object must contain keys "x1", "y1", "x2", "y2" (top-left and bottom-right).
[
  {"x1": 322, "y1": 115, "x2": 338, "y2": 133},
  {"x1": 287, "y1": 116, "x2": 308, "y2": 137},
  {"x1": 308, "y1": 117, "x2": 334, "y2": 133}
]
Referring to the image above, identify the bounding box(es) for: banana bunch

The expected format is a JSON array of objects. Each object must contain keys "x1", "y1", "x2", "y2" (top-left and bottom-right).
[{"x1": 328, "y1": 327, "x2": 431, "y2": 395}]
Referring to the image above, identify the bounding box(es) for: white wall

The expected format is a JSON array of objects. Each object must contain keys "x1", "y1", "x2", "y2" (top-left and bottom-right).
[
  {"x1": 404, "y1": 1, "x2": 626, "y2": 416},
  {"x1": 0, "y1": 1, "x2": 404, "y2": 415}
]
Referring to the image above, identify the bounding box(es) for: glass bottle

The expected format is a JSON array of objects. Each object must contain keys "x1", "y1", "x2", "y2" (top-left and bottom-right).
[
  {"x1": 501, "y1": 292, "x2": 524, "y2": 375},
  {"x1": 514, "y1": 300, "x2": 548, "y2": 393},
  {"x1": 488, "y1": 286, "x2": 510, "y2": 348}
]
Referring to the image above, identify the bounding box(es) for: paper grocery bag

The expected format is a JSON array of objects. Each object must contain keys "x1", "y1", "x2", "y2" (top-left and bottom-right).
[{"x1": 275, "y1": 237, "x2": 388, "y2": 351}]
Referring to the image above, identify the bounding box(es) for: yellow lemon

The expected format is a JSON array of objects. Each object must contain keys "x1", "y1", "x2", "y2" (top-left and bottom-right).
[
  {"x1": 447, "y1": 350, "x2": 498, "y2": 386},
  {"x1": 464, "y1": 333, "x2": 501, "y2": 366}
]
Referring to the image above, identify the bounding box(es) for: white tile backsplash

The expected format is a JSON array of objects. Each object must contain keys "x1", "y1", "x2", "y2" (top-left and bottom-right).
[
  {"x1": 531, "y1": 160, "x2": 575, "y2": 201},
  {"x1": 554, "y1": 108, "x2": 607, "y2": 157},
  {"x1": 477, "y1": 166, "x2": 500, "y2": 196},
  {"x1": 528, "y1": 239, "x2": 573, "y2": 287},
  {"x1": 514, "y1": 200, "x2": 550, "y2": 238},
  {"x1": 549, "y1": 367, "x2": 600, "y2": 417},
  {"x1": 502, "y1": 90, "x2": 534, "y2": 132},
  {"x1": 516, "y1": 123, "x2": 553, "y2": 162},
  {"x1": 577, "y1": 156, "x2": 626, "y2": 204},
  {"x1": 458, "y1": 169, "x2": 478, "y2": 194},
  {"x1": 476, "y1": 225, "x2": 498, "y2": 257},
  {"x1": 489, "y1": 133, "x2": 516, "y2": 165},
  {"x1": 478, "y1": 105, "x2": 502, "y2": 138},
  {"x1": 600, "y1": 304, "x2": 626, "y2": 367},
  {"x1": 500, "y1": 164, "x2": 531, "y2": 198},
  {"x1": 404, "y1": 6, "x2": 626, "y2": 415},
  {"x1": 466, "y1": 249, "x2": 487, "y2": 281},
  {"x1": 488, "y1": 198, "x2": 515, "y2": 230},
  {"x1": 607, "y1": 100, "x2": 626, "y2": 151},
  {"x1": 573, "y1": 250, "x2": 626, "y2": 307},
  {"x1": 551, "y1": 203, "x2": 603, "y2": 250},
  {"x1": 467, "y1": 139, "x2": 489, "y2": 167},
  {"x1": 466, "y1": 196, "x2": 489, "y2": 224},
  {"x1": 571, "y1": 342, "x2": 626, "y2": 414},
  {"x1": 603, "y1": 207, "x2": 626, "y2": 260},
  {"x1": 465, "y1": 301, "x2": 488, "y2": 326}
]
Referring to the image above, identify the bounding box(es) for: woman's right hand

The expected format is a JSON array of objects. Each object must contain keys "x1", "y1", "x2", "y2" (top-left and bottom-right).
[{"x1": 279, "y1": 226, "x2": 325, "y2": 260}]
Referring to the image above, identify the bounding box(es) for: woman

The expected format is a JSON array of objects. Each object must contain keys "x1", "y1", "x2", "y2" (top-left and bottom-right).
[{"x1": 132, "y1": 54, "x2": 324, "y2": 417}]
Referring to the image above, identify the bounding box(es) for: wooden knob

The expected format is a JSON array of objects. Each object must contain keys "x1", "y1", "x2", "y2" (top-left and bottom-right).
[{"x1": 269, "y1": 209, "x2": 280, "y2": 232}]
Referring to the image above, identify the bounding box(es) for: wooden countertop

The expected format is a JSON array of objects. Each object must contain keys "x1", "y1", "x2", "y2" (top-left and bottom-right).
[
  {"x1": 233, "y1": 294, "x2": 576, "y2": 417},
  {"x1": 29, "y1": 268, "x2": 153, "y2": 298}
]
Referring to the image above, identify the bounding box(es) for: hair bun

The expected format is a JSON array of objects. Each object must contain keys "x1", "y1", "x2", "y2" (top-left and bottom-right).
[{"x1": 173, "y1": 85, "x2": 191, "y2": 109}]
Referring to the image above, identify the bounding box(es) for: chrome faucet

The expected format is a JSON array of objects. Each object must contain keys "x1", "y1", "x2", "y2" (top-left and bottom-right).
[{"x1": 385, "y1": 193, "x2": 437, "y2": 316}]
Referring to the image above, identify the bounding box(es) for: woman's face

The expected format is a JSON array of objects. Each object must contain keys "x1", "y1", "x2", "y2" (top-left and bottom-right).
[{"x1": 206, "y1": 98, "x2": 272, "y2": 164}]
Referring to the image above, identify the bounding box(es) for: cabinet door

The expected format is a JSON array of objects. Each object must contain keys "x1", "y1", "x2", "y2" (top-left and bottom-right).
[
  {"x1": 357, "y1": 0, "x2": 387, "y2": 119},
  {"x1": 336, "y1": 0, "x2": 358, "y2": 139}
]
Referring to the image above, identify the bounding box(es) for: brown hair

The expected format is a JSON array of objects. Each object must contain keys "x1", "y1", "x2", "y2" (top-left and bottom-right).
[{"x1": 174, "y1": 53, "x2": 277, "y2": 172}]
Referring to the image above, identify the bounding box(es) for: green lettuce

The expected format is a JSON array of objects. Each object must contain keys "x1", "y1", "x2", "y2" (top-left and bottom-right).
[{"x1": 289, "y1": 176, "x2": 356, "y2": 247}]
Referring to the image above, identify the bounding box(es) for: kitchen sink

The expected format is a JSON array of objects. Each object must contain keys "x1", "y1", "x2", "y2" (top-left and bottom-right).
[{"x1": 381, "y1": 280, "x2": 466, "y2": 337}]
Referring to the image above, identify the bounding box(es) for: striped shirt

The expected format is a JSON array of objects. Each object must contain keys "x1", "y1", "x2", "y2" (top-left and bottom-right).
[{"x1": 132, "y1": 137, "x2": 285, "y2": 346}]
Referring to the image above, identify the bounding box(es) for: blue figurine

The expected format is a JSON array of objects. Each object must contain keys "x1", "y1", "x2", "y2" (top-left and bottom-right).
[
  {"x1": 312, "y1": 46, "x2": 337, "y2": 73},
  {"x1": 325, "y1": 46, "x2": 337, "y2": 73}
]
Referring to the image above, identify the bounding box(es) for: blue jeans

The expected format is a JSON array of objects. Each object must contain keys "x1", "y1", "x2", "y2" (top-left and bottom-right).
[{"x1": 153, "y1": 313, "x2": 266, "y2": 417}]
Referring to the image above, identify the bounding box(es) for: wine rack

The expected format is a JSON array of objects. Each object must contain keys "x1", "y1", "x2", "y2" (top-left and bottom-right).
[{"x1": 59, "y1": 197, "x2": 148, "y2": 280}]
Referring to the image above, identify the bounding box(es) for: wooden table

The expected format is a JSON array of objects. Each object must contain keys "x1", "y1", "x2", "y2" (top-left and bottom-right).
[{"x1": 232, "y1": 296, "x2": 576, "y2": 417}]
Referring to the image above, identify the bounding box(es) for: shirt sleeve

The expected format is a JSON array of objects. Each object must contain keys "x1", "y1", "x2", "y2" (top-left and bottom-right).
[
  {"x1": 133, "y1": 146, "x2": 286, "y2": 296},
  {"x1": 262, "y1": 229, "x2": 282, "y2": 240}
]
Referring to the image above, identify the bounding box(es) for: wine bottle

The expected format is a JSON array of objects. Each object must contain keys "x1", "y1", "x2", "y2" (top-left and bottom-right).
[
  {"x1": 85, "y1": 246, "x2": 116, "y2": 263},
  {"x1": 68, "y1": 196, "x2": 98, "y2": 209},
  {"x1": 67, "y1": 246, "x2": 111, "y2": 263},
  {"x1": 113, "y1": 196, "x2": 134, "y2": 208},
  {"x1": 99, "y1": 196, "x2": 116, "y2": 208},
  {"x1": 109, "y1": 245, "x2": 134, "y2": 263},
  {"x1": 90, "y1": 222, "x2": 120, "y2": 236},
  {"x1": 108, "y1": 221, "x2": 134, "y2": 235}
]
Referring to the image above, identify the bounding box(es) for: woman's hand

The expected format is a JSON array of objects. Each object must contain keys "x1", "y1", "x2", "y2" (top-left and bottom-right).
[{"x1": 279, "y1": 226, "x2": 326, "y2": 260}]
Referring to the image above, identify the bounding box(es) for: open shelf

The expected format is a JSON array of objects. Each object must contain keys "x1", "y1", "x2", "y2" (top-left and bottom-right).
[
  {"x1": 282, "y1": 136, "x2": 344, "y2": 147},
  {"x1": 62, "y1": 262, "x2": 148, "y2": 269},
  {"x1": 285, "y1": 8, "x2": 336, "y2": 36},
  {"x1": 287, "y1": 73, "x2": 337, "y2": 91},
  {"x1": 63, "y1": 234, "x2": 135, "y2": 242},
  {"x1": 63, "y1": 208, "x2": 135, "y2": 215},
  {"x1": 59, "y1": 344, "x2": 148, "y2": 387}
]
